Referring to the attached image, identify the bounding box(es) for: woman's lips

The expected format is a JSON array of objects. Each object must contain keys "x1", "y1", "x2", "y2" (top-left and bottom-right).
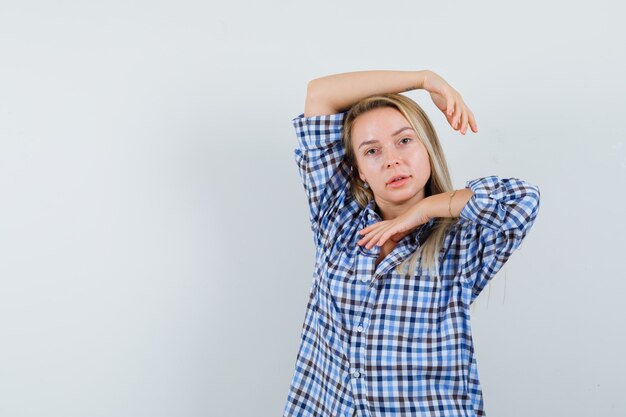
[{"x1": 387, "y1": 176, "x2": 410, "y2": 188}]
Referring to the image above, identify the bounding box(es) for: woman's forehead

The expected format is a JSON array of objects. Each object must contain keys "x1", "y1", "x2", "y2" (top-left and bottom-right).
[{"x1": 352, "y1": 107, "x2": 413, "y2": 142}]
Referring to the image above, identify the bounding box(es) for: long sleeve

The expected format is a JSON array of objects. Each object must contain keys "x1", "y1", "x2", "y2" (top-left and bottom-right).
[
  {"x1": 457, "y1": 175, "x2": 541, "y2": 303},
  {"x1": 292, "y1": 111, "x2": 352, "y2": 248}
]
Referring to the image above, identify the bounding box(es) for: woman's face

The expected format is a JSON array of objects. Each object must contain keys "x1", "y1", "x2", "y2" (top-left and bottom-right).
[{"x1": 351, "y1": 107, "x2": 431, "y2": 207}]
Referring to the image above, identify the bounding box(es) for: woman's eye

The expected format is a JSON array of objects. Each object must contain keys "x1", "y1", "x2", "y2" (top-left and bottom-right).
[
  {"x1": 365, "y1": 149, "x2": 377, "y2": 155},
  {"x1": 400, "y1": 138, "x2": 412, "y2": 144}
]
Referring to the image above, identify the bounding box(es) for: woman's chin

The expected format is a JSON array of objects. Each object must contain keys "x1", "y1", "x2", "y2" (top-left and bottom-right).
[{"x1": 387, "y1": 189, "x2": 424, "y2": 205}]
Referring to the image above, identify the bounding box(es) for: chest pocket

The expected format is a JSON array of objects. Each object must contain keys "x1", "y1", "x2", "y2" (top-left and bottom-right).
[{"x1": 393, "y1": 271, "x2": 442, "y2": 343}]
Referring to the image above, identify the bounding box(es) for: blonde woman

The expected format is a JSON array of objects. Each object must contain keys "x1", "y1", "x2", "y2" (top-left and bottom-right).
[{"x1": 282, "y1": 70, "x2": 540, "y2": 417}]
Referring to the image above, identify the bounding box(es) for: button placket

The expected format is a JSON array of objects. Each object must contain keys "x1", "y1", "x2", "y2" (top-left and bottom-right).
[
  {"x1": 347, "y1": 315, "x2": 369, "y2": 413},
  {"x1": 357, "y1": 244, "x2": 378, "y2": 284}
]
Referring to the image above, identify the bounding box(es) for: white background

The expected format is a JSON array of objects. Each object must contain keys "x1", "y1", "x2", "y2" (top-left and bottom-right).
[{"x1": 1, "y1": 1, "x2": 625, "y2": 416}]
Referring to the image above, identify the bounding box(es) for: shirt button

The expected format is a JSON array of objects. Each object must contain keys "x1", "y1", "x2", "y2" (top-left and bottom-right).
[
  {"x1": 353, "y1": 370, "x2": 361, "y2": 378},
  {"x1": 361, "y1": 276, "x2": 369, "y2": 283},
  {"x1": 357, "y1": 325, "x2": 364, "y2": 332}
]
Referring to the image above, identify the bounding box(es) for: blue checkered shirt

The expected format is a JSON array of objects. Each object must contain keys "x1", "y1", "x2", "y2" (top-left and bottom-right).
[{"x1": 282, "y1": 111, "x2": 541, "y2": 417}]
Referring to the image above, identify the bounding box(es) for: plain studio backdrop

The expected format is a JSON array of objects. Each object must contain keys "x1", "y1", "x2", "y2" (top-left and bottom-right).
[{"x1": 1, "y1": 1, "x2": 624, "y2": 416}]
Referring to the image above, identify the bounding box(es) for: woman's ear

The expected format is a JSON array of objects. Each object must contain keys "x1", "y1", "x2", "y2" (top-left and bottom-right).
[{"x1": 355, "y1": 165, "x2": 365, "y2": 183}]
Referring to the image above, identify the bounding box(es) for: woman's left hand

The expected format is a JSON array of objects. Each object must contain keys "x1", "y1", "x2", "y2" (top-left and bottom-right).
[
  {"x1": 357, "y1": 203, "x2": 433, "y2": 250},
  {"x1": 421, "y1": 70, "x2": 478, "y2": 136}
]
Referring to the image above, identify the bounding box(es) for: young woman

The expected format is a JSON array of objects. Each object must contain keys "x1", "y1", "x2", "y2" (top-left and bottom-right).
[{"x1": 282, "y1": 70, "x2": 541, "y2": 417}]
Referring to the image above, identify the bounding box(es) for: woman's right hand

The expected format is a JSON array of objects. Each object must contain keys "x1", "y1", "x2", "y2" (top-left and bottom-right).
[
  {"x1": 357, "y1": 201, "x2": 433, "y2": 249},
  {"x1": 422, "y1": 70, "x2": 478, "y2": 135}
]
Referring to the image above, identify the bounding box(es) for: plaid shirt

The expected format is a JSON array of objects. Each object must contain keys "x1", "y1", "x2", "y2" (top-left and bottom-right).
[{"x1": 282, "y1": 111, "x2": 541, "y2": 417}]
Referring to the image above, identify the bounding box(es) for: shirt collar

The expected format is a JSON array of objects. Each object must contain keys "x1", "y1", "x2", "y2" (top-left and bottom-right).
[{"x1": 365, "y1": 197, "x2": 381, "y2": 223}]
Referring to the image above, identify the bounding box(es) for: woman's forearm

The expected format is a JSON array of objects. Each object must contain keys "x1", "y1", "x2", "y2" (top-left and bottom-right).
[
  {"x1": 304, "y1": 70, "x2": 430, "y2": 116},
  {"x1": 422, "y1": 188, "x2": 474, "y2": 219}
]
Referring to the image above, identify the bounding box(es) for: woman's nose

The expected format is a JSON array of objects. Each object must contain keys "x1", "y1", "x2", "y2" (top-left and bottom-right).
[{"x1": 386, "y1": 152, "x2": 400, "y2": 167}]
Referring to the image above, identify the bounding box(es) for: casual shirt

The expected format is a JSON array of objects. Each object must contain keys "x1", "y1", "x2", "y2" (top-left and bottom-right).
[{"x1": 282, "y1": 110, "x2": 541, "y2": 417}]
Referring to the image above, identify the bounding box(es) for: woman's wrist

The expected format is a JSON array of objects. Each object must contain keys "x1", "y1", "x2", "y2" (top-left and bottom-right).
[
  {"x1": 412, "y1": 69, "x2": 429, "y2": 91},
  {"x1": 420, "y1": 188, "x2": 474, "y2": 219}
]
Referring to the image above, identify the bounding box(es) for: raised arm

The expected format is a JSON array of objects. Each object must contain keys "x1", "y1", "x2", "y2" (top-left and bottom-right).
[{"x1": 304, "y1": 69, "x2": 478, "y2": 135}]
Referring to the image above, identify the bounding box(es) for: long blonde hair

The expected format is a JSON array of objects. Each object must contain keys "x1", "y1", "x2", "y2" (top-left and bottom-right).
[{"x1": 342, "y1": 93, "x2": 461, "y2": 281}]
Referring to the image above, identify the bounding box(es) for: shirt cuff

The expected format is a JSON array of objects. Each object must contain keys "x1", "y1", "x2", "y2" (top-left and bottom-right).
[{"x1": 459, "y1": 175, "x2": 540, "y2": 232}]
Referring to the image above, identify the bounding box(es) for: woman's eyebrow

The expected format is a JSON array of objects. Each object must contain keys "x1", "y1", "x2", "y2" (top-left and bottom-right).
[{"x1": 358, "y1": 126, "x2": 414, "y2": 150}]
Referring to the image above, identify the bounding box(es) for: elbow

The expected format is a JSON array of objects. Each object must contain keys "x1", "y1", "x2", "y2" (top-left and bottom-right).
[
  {"x1": 516, "y1": 187, "x2": 541, "y2": 237},
  {"x1": 527, "y1": 183, "x2": 541, "y2": 218},
  {"x1": 304, "y1": 79, "x2": 336, "y2": 117},
  {"x1": 306, "y1": 79, "x2": 319, "y2": 97},
  {"x1": 514, "y1": 180, "x2": 541, "y2": 227},
  {"x1": 306, "y1": 79, "x2": 324, "y2": 105}
]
